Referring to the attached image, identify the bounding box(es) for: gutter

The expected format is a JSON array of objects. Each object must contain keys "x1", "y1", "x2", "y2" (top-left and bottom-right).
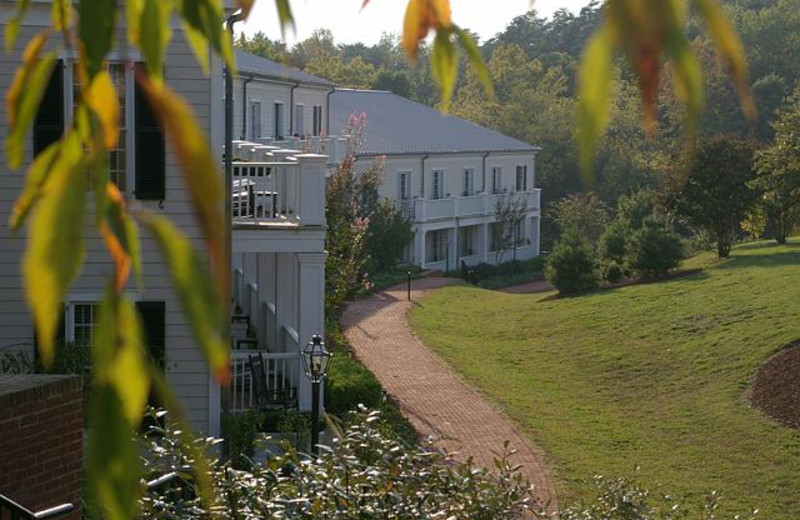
[
  {"x1": 325, "y1": 88, "x2": 335, "y2": 136},
  {"x1": 241, "y1": 75, "x2": 253, "y2": 140},
  {"x1": 289, "y1": 81, "x2": 300, "y2": 136},
  {"x1": 420, "y1": 154, "x2": 429, "y2": 198}
]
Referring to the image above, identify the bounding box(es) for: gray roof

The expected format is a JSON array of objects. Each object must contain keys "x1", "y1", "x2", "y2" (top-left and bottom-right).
[
  {"x1": 234, "y1": 50, "x2": 334, "y2": 88},
  {"x1": 330, "y1": 89, "x2": 539, "y2": 156}
]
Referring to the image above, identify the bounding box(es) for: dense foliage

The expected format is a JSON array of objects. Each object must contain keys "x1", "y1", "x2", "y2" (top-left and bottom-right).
[
  {"x1": 140, "y1": 409, "x2": 539, "y2": 520},
  {"x1": 545, "y1": 229, "x2": 600, "y2": 294}
]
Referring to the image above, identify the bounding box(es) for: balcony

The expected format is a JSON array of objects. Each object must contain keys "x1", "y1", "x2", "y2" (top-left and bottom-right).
[
  {"x1": 408, "y1": 189, "x2": 541, "y2": 223},
  {"x1": 229, "y1": 141, "x2": 326, "y2": 231}
]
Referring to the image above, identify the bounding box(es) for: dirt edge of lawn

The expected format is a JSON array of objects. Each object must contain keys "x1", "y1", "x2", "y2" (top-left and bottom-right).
[{"x1": 750, "y1": 341, "x2": 800, "y2": 430}]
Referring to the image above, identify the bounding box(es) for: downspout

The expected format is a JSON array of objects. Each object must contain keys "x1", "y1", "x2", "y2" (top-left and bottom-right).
[
  {"x1": 420, "y1": 154, "x2": 429, "y2": 198},
  {"x1": 481, "y1": 152, "x2": 489, "y2": 193},
  {"x1": 325, "y1": 88, "x2": 335, "y2": 136},
  {"x1": 241, "y1": 75, "x2": 253, "y2": 140},
  {"x1": 289, "y1": 81, "x2": 299, "y2": 136},
  {"x1": 224, "y1": 8, "x2": 244, "y2": 432}
]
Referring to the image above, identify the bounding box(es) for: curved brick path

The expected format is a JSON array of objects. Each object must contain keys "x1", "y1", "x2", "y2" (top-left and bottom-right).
[{"x1": 341, "y1": 277, "x2": 558, "y2": 511}]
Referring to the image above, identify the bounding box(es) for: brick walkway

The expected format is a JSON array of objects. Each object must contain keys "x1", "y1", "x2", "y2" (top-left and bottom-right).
[{"x1": 341, "y1": 277, "x2": 557, "y2": 511}]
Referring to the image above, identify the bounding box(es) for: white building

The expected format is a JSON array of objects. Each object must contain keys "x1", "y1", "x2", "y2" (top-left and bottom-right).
[
  {"x1": 0, "y1": 6, "x2": 328, "y2": 436},
  {"x1": 331, "y1": 89, "x2": 542, "y2": 271}
]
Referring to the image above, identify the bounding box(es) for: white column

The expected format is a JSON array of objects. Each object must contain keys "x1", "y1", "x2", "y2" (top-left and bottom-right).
[
  {"x1": 296, "y1": 252, "x2": 326, "y2": 411},
  {"x1": 417, "y1": 229, "x2": 427, "y2": 269}
]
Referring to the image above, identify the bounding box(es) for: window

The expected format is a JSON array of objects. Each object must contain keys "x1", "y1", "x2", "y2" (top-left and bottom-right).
[
  {"x1": 427, "y1": 229, "x2": 448, "y2": 263},
  {"x1": 459, "y1": 226, "x2": 475, "y2": 258},
  {"x1": 294, "y1": 104, "x2": 304, "y2": 137},
  {"x1": 463, "y1": 168, "x2": 475, "y2": 197},
  {"x1": 312, "y1": 105, "x2": 323, "y2": 136},
  {"x1": 72, "y1": 63, "x2": 128, "y2": 190},
  {"x1": 273, "y1": 102, "x2": 284, "y2": 140},
  {"x1": 250, "y1": 100, "x2": 261, "y2": 140},
  {"x1": 72, "y1": 303, "x2": 99, "y2": 348},
  {"x1": 516, "y1": 165, "x2": 528, "y2": 191},
  {"x1": 399, "y1": 171, "x2": 411, "y2": 200},
  {"x1": 491, "y1": 167, "x2": 502, "y2": 194},
  {"x1": 432, "y1": 169, "x2": 444, "y2": 200}
]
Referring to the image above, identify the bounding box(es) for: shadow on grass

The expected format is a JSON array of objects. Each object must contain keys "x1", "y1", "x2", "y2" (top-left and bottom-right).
[
  {"x1": 715, "y1": 250, "x2": 800, "y2": 270},
  {"x1": 537, "y1": 268, "x2": 709, "y2": 302}
]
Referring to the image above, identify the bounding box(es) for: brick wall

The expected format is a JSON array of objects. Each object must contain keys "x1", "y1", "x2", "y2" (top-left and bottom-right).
[{"x1": 0, "y1": 375, "x2": 83, "y2": 520}]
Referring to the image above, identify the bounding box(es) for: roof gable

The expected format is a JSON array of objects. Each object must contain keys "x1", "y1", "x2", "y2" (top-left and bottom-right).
[{"x1": 234, "y1": 50, "x2": 335, "y2": 88}]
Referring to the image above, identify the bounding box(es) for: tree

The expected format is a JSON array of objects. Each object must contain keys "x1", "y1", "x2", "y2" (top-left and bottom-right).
[
  {"x1": 752, "y1": 90, "x2": 800, "y2": 244},
  {"x1": 625, "y1": 216, "x2": 683, "y2": 277},
  {"x1": 668, "y1": 136, "x2": 758, "y2": 257},
  {"x1": 492, "y1": 194, "x2": 528, "y2": 264},
  {"x1": 545, "y1": 229, "x2": 600, "y2": 294},
  {"x1": 548, "y1": 193, "x2": 608, "y2": 244}
]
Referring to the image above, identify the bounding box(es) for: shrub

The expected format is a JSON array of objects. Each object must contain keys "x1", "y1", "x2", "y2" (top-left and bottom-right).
[
  {"x1": 626, "y1": 217, "x2": 683, "y2": 277},
  {"x1": 545, "y1": 230, "x2": 600, "y2": 294},
  {"x1": 599, "y1": 219, "x2": 628, "y2": 264},
  {"x1": 601, "y1": 260, "x2": 624, "y2": 283},
  {"x1": 222, "y1": 410, "x2": 263, "y2": 470},
  {"x1": 325, "y1": 350, "x2": 383, "y2": 415},
  {"x1": 140, "y1": 409, "x2": 539, "y2": 520}
]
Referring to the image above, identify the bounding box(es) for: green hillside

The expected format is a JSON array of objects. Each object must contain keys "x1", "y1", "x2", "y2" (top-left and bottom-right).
[{"x1": 410, "y1": 241, "x2": 800, "y2": 518}]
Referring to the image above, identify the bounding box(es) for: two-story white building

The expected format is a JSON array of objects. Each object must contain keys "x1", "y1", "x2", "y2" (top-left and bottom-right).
[
  {"x1": 331, "y1": 89, "x2": 542, "y2": 271},
  {"x1": 0, "y1": 5, "x2": 328, "y2": 437}
]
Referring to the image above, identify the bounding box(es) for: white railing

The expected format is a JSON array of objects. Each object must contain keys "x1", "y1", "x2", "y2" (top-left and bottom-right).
[
  {"x1": 232, "y1": 161, "x2": 300, "y2": 223},
  {"x1": 229, "y1": 350, "x2": 300, "y2": 412},
  {"x1": 413, "y1": 189, "x2": 541, "y2": 223}
]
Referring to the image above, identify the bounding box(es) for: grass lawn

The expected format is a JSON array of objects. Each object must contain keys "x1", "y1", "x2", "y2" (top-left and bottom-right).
[{"x1": 410, "y1": 240, "x2": 800, "y2": 518}]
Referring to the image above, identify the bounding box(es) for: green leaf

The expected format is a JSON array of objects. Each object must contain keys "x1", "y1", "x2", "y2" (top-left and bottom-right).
[
  {"x1": 274, "y1": 0, "x2": 296, "y2": 39},
  {"x1": 135, "y1": 77, "x2": 227, "y2": 297},
  {"x1": 139, "y1": 0, "x2": 172, "y2": 82},
  {"x1": 85, "y1": 70, "x2": 121, "y2": 149},
  {"x1": 5, "y1": 33, "x2": 56, "y2": 169},
  {"x1": 102, "y1": 184, "x2": 143, "y2": 290},
  {"x1": 88, "y1": 385, "x2": 142, "y2": 520},
  {"x1": 9, "y1": 141, "x2": 59, "y2": 231},
  {"x1": 51, "y1": 0, "x2": 72, "y2": 32},
  {"x1": 665, "y1": 26, "x2": 704, "y2": 135},
  {"x1": 577, "y1": 25, "x2": 615, "y2": 183},
  {"x1": 93, "y1": 291, "x2": 150, "y2": 426},
  {"x1": 23, "y1": 131, "x2": 88, "y2": 368},
  {"x1": 140, "y1": 214, "x2": 230, "y2": 383},
  {"x1": 691, "y1": 0, "x2": 755, "y2": 118},
  {"x1": 454, "y1": 26, "x2": 494, "y2": 100},
  {"x1": 173, "y1": 0, "x2": 234, "y2": 75},
  {"x1": 78, "y1": 0, "x2": 117, "y2": 80},
  {"x1": 431, "y1": 30, "x2": 458, "y2": 112},
  {"x1": 4, "y1": 0, "x2": 32, "y2": 51}
]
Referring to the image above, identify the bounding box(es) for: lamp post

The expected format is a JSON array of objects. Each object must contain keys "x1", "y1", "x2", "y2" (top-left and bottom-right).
[{"x1": 301, "y1": 334, "x2": 331, "y2": 456}]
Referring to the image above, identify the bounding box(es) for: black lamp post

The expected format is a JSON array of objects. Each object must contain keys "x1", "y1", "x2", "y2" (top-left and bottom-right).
[{"x1": 301, "y1": 333, "x2": 331, "y2": 456}]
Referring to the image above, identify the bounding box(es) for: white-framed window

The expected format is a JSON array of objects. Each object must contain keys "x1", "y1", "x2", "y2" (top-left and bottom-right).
[
  {"x1": 426, "y1": 229, "x2": 448, "y2": 263},
  {"x1": 312, "y1": 105, "x2": 323, "y2": 136},
  {"x1": 516, "y1": 165, "x2": 528, "y2": 191},
  {"x1": 273, "y1": 102, "x2": 284, "y2": 140},
  {"x1": 432, "y1": 169, "x2": 444, "y2": 200},
  {"x1": 399, "y1": 171, "x2": 411, "y2": 200},
  {"x1": 70, "y1": 302, "x2": 99, "y2": 348},
  {"x1": 71, "y1": 62, "x2": 131, "y2": 190},
  {"x1": 250, "y1": 100, "x2": 261, "y2": 140},
  {"x1": 459, "y1": 226, "x2": 475, "y2": 258},
  {"x1": 294, "y1": 104, "x2": 304, "y2": 137},
  {"x1": 463, "y1": 168, "x2": 475, "y2": 197},
  {"x1": 492, "y1": 167, "x2": 502, "y2": 194}
]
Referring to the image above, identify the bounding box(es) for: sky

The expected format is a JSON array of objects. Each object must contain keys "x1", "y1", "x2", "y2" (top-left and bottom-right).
[{"x1": 240, "y1": 0, "x2": 593, "y2": 46}]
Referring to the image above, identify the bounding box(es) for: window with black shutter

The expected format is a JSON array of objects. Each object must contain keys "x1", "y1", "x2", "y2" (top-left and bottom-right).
[
  {"x1": 33, "y1": 60, "x2": 64, "y2": 156},
  {"x1": 137, "y1": 301, "x2": 166, "y2": 432},
  {"x1": 134, "y1": 64, "x2": 166, "y2": 200}
]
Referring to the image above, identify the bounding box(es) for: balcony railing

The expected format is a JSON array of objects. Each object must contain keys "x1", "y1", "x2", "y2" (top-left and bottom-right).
[
  {"x1": 407, "y1": 189, "x2": 541, "y2": 223},
  {"x1": 232, "y1": 161, "x2": 299, "y2": 223},
  {"x1": 229, "y1": 349, "x2": 300, "y2": 412}
]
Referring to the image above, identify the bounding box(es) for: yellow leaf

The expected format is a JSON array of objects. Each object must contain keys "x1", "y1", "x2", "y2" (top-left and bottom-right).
[
  {"x1": 140, "y1": 214, "x2": 230, "y2": 384},
  {"x1": 5, "y1": 0, "x2": 32, "y2": 51},
  {"x1": 135, "y1": 75, "x2": 227, "y2": 298},
  {"x1": 431, "y1": 30, "x2": 458, "y2": 112},
  {"x1": 101, "y1": 183, "x2": 142, "y2": 291},
  {"x1": 9, "y1": 141, "x2": 59, "y2": 231},
  {"x1": 577, "y1": 26, "x2": 615, "y2": 183},
  {"x1": 23, "y1": 132, "x2": 88, "y2": 368},
  {"x1": 85, "y1": 71, "x2": 120, "y2": 149},
  {"x1": 403, "y1": 0, "x2": 452, "y2": 62},
  {"x1": 51, "y1": 0, "x2": 72, "y2": 32},
  {"x1": 5, "y1": 33, "x2": 56, "y2": 169}
]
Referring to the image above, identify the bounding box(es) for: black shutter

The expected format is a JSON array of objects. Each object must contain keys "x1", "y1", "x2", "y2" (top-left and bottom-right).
[
  {"x1": 135, "y1": 64, "x2": 166, "y2": 200},
  {"x1": 33, "y1": 60, "x2": 64, "y2": 156},
  {"x1": 137, "y1": 301, "x2": 166, "y2": 368}
]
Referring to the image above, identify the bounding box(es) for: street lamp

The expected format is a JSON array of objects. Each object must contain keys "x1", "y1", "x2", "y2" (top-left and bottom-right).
[{"x1": 301, "y1": 333, "x2": 331, "y2": 456}]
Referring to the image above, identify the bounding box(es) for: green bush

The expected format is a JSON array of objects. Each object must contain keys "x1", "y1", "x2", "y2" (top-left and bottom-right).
[
  {"x1": 545, "y1": 230, "x2": 600, "y2": 294},
  {"x1": 600, "y1": 260, "x2": 624, "y2": 283},
  {"x1": 141, "y1": 409, "x2": 537, "y2": 520},
  {"x1": 626, "y1": 217, "x2": 683, "y2": 277},
  {"x1": 222, "y1": 410, "x2": 263, "y2": 470},
  {"x1": 599, "y1": 218, "x2": 628, "y2": 264},
  {"x1": 325, "y1": 350, "x2": 383, "y2": 415}
]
